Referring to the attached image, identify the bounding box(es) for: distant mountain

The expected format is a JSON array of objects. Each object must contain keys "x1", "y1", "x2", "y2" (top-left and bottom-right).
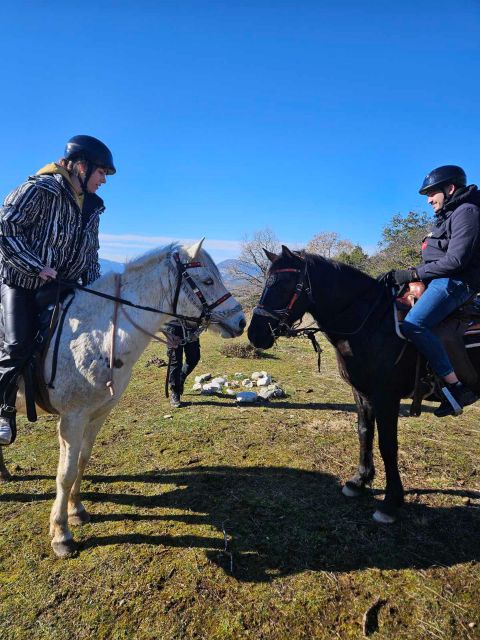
[{"x1": 99, "y1": 258, "x2": 124, "y2": 274}]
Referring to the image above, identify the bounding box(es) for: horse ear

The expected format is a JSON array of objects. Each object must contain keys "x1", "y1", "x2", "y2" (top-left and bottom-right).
[
  {"x1": 263, "y1": 248, "x2": 279, "y2": 262},
  {"x1": 186, "y1": 238, "x2": 205, "y2": 260},
  {"x1": 281, "y1": 245, "x2": 304, "y2": 260}
]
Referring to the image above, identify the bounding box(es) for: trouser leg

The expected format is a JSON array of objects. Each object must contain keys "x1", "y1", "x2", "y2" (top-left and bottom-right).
[
  {"x1": 0, "y1": 283, "x2": 37, "y2": 416},
  {"x1": 180, "y1": 339, "x2": 200, "y2": 391},
  {"x1": 402, "y1": 278, "x2": 474, "y2": 378},
  {"x1": 167, "y1": 343, "x2": 184, "y2": 395}
]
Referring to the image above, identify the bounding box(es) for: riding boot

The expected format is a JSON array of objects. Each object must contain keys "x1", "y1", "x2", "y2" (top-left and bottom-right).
[
  {"x1": 0, "y1": 283, "x2": 37, "y2": 444},
  {"x1": 434, "y1": 382, "x2": 479, "y2": 417}
]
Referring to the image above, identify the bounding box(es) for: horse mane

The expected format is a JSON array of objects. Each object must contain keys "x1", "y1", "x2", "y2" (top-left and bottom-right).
[{"x1": 303, "y1": 252, "x2": 376, "y2": 287}]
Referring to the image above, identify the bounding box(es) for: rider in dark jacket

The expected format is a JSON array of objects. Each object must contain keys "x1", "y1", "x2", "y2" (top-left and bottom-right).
[
  {"x1": 0, "y1": 135, "x2": 116, "y2": 445},
  {"x1": 393, "y1": 165, "x2": 480, "y2": 417}
]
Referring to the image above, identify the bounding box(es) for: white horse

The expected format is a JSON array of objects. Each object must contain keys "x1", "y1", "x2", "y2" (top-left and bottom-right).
[{"x1": 1, "y1": 240, "x2": 245, "y2": 558}]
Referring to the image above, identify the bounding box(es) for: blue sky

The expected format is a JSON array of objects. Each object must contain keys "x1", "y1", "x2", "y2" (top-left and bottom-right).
[{"x1": 1, "y1": 1, "x2": 479, "y2": 263}]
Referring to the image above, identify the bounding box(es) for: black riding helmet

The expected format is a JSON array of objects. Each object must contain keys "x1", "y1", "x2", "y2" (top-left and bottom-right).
[
  {"x1": 64, "y1": 135, "x2": 116, "y2": 175},
  {"x1": 419, "y1": 165, "x2": 466, "y2": 195}
]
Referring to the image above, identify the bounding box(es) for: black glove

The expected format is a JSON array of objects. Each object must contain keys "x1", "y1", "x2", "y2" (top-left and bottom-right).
[{"x1": 392, "y1": 268, "x2": 417, "y2": 286}]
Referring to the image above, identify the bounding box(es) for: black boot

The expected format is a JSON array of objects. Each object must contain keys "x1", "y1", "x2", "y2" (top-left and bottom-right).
[
  {"x1": 169, "y1": 390, "x2": 182, "y2": 408},
  {"x1": 434, "y1": 382, "x2": 479, "y2": 417}
]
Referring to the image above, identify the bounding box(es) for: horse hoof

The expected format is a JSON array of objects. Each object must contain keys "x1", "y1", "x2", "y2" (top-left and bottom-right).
[
  {"x1": 51, "y1": 538, "x2": 79, "y2": 559},
  {"x1": 342, "y1": 482, "x2": 364, "y2": 498},
  {"x1": 373, "y1": 510, "x2": 397, "y2": 524},
  {"x1": 69, "y1": 509, "x2": 91, "y2": 526}
]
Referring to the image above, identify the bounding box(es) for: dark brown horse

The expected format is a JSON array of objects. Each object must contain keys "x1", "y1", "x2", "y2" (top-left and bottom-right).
[{"x1": 247, "y1": 245, "x2": 479, "y2": 523}]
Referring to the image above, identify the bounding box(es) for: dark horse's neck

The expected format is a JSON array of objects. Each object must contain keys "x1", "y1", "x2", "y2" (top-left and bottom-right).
[{"x1": 305, "y1": 254, "x2": 385, "y2": 337}]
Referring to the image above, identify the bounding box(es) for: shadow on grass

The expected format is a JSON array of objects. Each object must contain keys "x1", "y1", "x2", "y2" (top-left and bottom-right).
[
  {"x1": 70, "y1": 466, "x2": 480, "y2": 579},
  {"x1": 2, "y1": 466, "x2": 479, "y2": 580}
]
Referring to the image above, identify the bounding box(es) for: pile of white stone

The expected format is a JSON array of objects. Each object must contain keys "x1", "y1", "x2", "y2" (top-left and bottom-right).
[{"x1": 192, "y1": 371, "x2": 286, "y2": 403}]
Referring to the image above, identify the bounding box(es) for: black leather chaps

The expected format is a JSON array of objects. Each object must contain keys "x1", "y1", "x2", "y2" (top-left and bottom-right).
[{"x1": 0, "y1": 283, "x2": 37, "y2": 416}]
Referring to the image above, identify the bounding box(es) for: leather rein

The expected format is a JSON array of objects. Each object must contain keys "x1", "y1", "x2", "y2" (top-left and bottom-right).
[{"x1": 52, "y1": 251, "x2": 232, "y2": 395}]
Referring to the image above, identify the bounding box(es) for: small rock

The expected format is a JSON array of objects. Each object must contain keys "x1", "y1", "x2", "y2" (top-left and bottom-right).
[
  {"x1": 468, "y1": 622, "x2": 476, "y2": 629},
  {"x1": 194, "y1": 373, "x2": 212, "y2": 383},
  {"x1": 192, "y1": 382, "x2": 202, "y2": 391},
  {"x1": 211, "y1": 377, "x2": 226, "y2": 386},
  {"x1": 256, "y1": 375, "x2": 272, "y2": 387},
  {"x1": 243, "y1": 380, "x2": 254, "y2": 388},
  {"x1": 163, "y1": 414, "x2": 173, "y2": 419},
  {"x1": 234, "y1": 372, "x2": 244, "y2": 378},
  {"x1": 251, "y1": 371, "x2": 268, "y2": 380},
  {"x1": 226, "y1": 388, "x2": 237, "y2": 395}
]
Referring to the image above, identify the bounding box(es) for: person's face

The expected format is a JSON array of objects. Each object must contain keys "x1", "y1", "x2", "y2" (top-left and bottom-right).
[
  {"x1": 86, "y1": 167, "x2": 107, "y2": 193},
  {"x1": 426, "y1": 184, "x2": 455, "y2": 213}
]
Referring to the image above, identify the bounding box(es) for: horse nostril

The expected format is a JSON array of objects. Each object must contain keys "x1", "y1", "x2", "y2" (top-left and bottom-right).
[{"x1": 239, "y1": 318, "x2": 246, "y2": 329}]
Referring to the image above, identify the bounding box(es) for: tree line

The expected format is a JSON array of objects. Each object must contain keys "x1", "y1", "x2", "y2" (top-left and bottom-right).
[{"x1": 228, "y1": 211, "x2": 432, "y2": 305}]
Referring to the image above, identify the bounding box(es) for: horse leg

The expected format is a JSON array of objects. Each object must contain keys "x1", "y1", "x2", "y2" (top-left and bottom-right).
[
  {"x1": 0, "y1": 446, "x2": 11, "y2": 482},
  {"x1": 68, "y1": 412, "x2": 109, "y2": 526},
  {"x1": 342, "y1": 389, "x2": 375, "y2": 497},
  {"x1": 49, "y1": 413, "x2": 85, "y2": 558},
  {"x1": 372, "y1": 391, "x2": 404, "y2": 524}
]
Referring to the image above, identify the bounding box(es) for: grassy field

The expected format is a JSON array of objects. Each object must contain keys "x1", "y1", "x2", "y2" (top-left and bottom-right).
[{"x1": 0, "y1": 331, "x2": 479, "y2": 639}]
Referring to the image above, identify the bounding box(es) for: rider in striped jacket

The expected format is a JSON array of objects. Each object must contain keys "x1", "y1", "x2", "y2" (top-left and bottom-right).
[{"x1": 0, "y1": 135, "x2": 116, "y2": 445}]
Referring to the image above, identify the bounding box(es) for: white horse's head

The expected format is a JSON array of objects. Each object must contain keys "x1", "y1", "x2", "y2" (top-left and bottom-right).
[{"x1": 172, "y1": 239, "x2": 246, "y2": 338}]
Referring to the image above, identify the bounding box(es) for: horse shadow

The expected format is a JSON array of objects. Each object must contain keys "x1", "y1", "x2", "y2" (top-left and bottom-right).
[
  {"x1": 80, "y1": 466, "x2": 480, "y2": 580},
  {"x1": 2, "y1": 465, "x2": 478, "y2": 580}
]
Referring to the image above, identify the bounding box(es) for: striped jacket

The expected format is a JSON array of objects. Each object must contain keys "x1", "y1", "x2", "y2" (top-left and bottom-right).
[{"x1": 0, "y1": 172, "x2": 103, "y2": 289}]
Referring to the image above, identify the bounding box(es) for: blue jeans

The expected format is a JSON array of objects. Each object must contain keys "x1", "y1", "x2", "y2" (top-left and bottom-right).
[{"x1": 402, "y1": 278, "x2": 474, "y2": 377}]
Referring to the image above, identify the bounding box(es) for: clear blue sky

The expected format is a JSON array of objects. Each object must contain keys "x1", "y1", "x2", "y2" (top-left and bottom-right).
[{"x1": 1, "y1": 1, "x2": 479, "y2": 263}]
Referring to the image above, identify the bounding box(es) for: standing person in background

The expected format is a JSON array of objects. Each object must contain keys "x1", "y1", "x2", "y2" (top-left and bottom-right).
[
  {"x1": 392, "y1": 164, "x2": 480, "y2": 417},
  {"x1": 166, "y1": 322, "x2": 201, "y2": 408},
  {"x1": 0, "y1": 135, "x2": 116, "y2": 445}
]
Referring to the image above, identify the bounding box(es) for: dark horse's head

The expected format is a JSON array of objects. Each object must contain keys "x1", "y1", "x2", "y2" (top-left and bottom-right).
[{"x1": 248, "y1": 245, "x2": 313, "y2": 349}]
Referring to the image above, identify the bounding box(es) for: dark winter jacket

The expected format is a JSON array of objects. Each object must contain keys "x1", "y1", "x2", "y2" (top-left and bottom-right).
[
  {"x1": 416, "y1": 185, "x2": 480, "y2": 291},
  {"x1": 0, "y1": 165, "x2": 103, "y2": 289}
]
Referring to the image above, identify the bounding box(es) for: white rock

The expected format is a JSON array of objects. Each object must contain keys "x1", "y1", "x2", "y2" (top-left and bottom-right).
[
  {"x1": 243, "y1": 380, "x2": 254, "y2": 388},
  {"x1": 194, "y1": 373, "x2": 212, "y2": 383},
  {"x1": 256, "y1": 375, "x2": 272, "y2": 386},
  {"x1": 192, "y1": 382, "x2": 202, "y2": 391},
  {"x1": 226, "y1": 380, "x2": 240, "y2": 388},
  {"x1": 236, "y1": 391, "x2": 258, "y2": 403},
  {"x1": 163, "y1": 414, "x2": 173, "y2": 419},
  {"x1": 251, "y1": 371, "x2": 268, "y2": 380},
  {"x1": 211, "y1": 377, "x2": 226, "y2": 386},
  {"x1": 226, "y1": 388, "x2": 237, "y2": 395}
]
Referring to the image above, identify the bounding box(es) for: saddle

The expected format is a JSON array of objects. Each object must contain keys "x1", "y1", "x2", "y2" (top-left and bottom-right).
[{"x1": 0, "y1": 283, "x2": 74, "y2": 422}]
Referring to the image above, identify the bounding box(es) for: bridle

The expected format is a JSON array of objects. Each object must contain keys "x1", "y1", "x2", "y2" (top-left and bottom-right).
[
  {"x1": 168, "y1": 251, "x2": 234, "y2": 342},
  {"x1": 252, "y1": 260, "x2": 314, "y2": 338}
]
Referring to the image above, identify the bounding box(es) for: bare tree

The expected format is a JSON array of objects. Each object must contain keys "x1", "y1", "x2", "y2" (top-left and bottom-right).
[
  {"x1": 227, "y1": 228, "x2": 281, "y2": 302},
  {"x1": 306, "y1": 231, "x2": 355, "y2": 259}
]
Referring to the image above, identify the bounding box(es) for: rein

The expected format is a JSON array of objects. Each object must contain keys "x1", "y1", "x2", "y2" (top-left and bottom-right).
[
  {"x1": 253, "y1": 258, "x2": 393, "y2": 365},
  {"x1": 50, "y1": 250, "x2": 234, "y2": 394}
]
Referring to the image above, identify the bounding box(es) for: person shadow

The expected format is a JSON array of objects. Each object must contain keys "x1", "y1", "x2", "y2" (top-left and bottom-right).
[{"x1": 72, "y1": 466, "x2": 480, "y2": 579}]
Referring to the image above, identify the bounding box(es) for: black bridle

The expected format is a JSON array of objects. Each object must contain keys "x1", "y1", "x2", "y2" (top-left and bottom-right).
[
  {"x1": 169, "y1": 251, "x2": 233, "y2": 340},
  {"x1": 253, "y1": 260, "x2": 314, "y2": 338}
]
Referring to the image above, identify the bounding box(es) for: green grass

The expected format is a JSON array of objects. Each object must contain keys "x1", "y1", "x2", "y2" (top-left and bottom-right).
[{"x1": 0, "y1": 332, "x2": 479, "y2": 639}]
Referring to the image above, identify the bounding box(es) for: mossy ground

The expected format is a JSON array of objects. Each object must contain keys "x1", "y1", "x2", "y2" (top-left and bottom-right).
[{"x1": 0, "y1": 332, "x2": 479, "y2": 639}]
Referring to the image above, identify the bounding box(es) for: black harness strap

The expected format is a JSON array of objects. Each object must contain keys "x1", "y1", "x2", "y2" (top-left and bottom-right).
[{"x1": 47, "y1": 296, "x2": 75, "y2": 389}]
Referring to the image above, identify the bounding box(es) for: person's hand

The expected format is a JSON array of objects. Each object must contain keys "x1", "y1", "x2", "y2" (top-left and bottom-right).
[
  {"x1": 38, "y1": 267, "x2": 58, "y2": 281},
  {"x1": 392, "y1": 269, "x2": 415, "y2": 286}
]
